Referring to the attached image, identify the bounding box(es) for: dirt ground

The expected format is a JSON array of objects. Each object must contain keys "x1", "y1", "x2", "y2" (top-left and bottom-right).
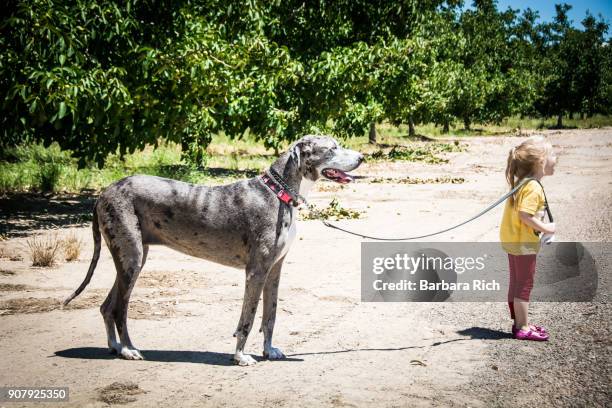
[{"x1": 0, "y1": 128, "x2": 610, "y2": 407}]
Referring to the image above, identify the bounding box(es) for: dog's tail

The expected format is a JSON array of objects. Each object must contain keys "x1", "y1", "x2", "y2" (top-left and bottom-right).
[{"x1": 63, "y1": 204, "x2": 101, "y2": 306}]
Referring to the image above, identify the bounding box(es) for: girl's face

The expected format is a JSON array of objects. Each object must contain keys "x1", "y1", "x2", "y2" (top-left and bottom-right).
[{"x1": 544, "y1": 152, "x2": 557, "y2": 176}]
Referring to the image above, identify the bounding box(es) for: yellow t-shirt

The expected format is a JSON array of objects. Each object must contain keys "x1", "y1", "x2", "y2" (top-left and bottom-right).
[{"x1": 500, "y1": 179, "x2": 546, "y2": 255}]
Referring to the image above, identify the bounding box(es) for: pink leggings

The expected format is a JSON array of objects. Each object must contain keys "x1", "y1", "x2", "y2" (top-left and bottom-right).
[{"x1": 507, "y1": 253, "x2": 536, "y2": 319}]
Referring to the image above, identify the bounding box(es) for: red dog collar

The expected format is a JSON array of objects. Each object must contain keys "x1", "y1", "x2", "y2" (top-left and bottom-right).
[{"x1": 260, "y1": 173, "x2": 299, "y2": 207}]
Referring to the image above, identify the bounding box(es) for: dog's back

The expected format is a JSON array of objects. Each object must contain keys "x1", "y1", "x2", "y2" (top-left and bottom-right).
[{"x1": 97, "y1": 175, "x2": 278, "y2": 267}]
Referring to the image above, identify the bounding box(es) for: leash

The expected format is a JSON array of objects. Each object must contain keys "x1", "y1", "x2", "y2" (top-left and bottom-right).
[{"x1": 320, "y1": 177, "x2": 552, "y2": 241}]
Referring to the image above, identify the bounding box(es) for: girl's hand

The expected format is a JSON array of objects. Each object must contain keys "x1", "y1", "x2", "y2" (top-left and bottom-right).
[{"x1": 519, "y1": 211, "x2": 555, "y2": 234}]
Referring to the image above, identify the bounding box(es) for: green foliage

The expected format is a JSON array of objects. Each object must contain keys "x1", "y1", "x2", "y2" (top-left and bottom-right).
[
  {"x1": 2, "y1": 115, "x2": 611, "y2": 194},
  {"x1": 1, "y1": 0, "x2": 304, "y2": 165},
  {"x1": 535, "y1": 4, "x2": 610, "y2": 124},
  {"x1": 0, "y1": 139, "x2": 266, "y2": 193},
  {"x1": 1, "y1": 0, "x2": 610, "y2": 167}
]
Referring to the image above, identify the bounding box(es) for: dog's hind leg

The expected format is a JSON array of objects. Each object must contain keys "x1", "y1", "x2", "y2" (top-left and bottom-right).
[
  {"x1": 233, "y1": 262, "x2": 269, "y2": 366},
  {"x1": 109, "y1": 239, "x2": 146, "y2": 360},
  {"x1": 99, "y1": 202, "x2": 147, "y2": 360},
  {"x1": 261, "y1": 257, "x2": 285, "y2": 360},
  {"x1": 101, "y1": 282, "x2": 121, "y2": 355},
  {"x1": 100, "y1": 245, "x2": 148, "y2": 356}
]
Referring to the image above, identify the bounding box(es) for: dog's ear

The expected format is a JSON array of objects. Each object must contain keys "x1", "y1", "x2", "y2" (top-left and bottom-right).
[{"x1": 291, "y1": 139, "x2": 313, "y2": 168}]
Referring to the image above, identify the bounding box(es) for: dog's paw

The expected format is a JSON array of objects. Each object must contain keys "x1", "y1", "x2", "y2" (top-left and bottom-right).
[
  {"x1": 120, "y1": 347, "x2": 144, "y2": 360},
  {"x1": 234, "y1": 352, "x2": 257, "y2": 366},
  {"x1": 108, "y1": 342, "x2": 122, "y2": 355},
  {"x1": 263, "y1": 346, "x2": 285, "y2": 360}
]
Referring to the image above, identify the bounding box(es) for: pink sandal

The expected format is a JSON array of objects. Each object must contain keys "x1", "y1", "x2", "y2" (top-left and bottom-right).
[
  {"x1": 512, "y1": 324, "x2": 548, "y2": 335},
  {"x1": 513, "y1": 328, "x2": 549, "y2": 341}
]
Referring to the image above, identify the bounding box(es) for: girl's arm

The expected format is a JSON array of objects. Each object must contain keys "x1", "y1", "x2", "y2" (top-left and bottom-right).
[{"x1": 519, "y1": 211, "x2": 556, "y2": 234}]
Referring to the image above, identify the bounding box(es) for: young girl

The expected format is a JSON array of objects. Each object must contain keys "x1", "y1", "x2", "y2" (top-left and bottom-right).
[{"x1": 500, "y1": 136, "x2": 557, "y2": 341}]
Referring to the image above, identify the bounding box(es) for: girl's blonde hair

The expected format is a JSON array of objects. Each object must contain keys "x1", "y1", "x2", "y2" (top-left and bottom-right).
[{"x1": 505, "y1": 136, "x2": 553, "y2": 205}]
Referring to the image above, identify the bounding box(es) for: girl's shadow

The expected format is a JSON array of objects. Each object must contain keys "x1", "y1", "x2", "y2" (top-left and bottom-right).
[
  {"x1": 456, "y1": 327, "x2": 512, "y2": 340},
  {"x1": 430, "y1": 327, "x2": 512, "y2": 346}
]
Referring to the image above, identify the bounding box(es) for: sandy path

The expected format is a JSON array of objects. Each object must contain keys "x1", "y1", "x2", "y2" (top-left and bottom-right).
[{"x1": 0, "y1": 128, "x2": 610, "y2": 407}]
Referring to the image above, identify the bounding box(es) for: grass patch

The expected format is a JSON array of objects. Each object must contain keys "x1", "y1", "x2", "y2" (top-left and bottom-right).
[
  {"x1": 367, "y1": 141, "x2": 465, "y2": 164},
  {"x1": 27, "y1": 233, "x2": 62, "y2": 267},
  {"x1": 300, "y1": 198, "x2": 363, "y2": 221},
  {"x1": 1, "y1": 115, "x2": 610, "y2": 194},
  {"x1": 62, "y1": 231, "x2": 82, "y2": 262},
  {"x1": 0, "y1": 245, "x2": 23, "y2": 261},
  {"x1": 0, "y1": 138, "x2": 271, "y2": 194},
  {"x1": 341, "y1": 115, "x2": 612, "y2": 148},
  {"x1": 410, "y1": 114, "x2": 612, "y2": 138},
  {"x1": 0, "y1": 243, "x2": 25, "y2": 261}
]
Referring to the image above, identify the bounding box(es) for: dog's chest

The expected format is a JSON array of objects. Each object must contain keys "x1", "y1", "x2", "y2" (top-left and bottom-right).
[{"x1": 276, "y1": 217, "x2": 297, "y2": 262}]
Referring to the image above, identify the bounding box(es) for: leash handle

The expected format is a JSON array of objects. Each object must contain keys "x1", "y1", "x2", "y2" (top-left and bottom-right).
[{"x1": 320, "y1": 177, "x2": 551, "y2": 241}]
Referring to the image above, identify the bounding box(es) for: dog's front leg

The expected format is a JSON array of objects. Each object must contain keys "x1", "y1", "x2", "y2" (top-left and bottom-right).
[
  {"x1": 233, "y1": 267, "x2": 266, "y2": 366},
  {"x1": 261, "y1": 257, "x2": 285, "y2": 360}
]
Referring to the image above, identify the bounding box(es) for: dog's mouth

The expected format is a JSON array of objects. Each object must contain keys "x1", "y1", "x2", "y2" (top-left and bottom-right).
[{"x1": 322, "y1": 168, "x2": 354, "y2": 184}]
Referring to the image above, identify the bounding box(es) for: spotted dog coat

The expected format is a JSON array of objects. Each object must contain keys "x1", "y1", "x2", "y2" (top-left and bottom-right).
[{"x1": 64, "y1": 135, "x2": 364, "y2": 365}]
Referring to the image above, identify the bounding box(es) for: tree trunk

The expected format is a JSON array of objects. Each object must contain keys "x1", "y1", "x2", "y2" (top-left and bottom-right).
[
  {"x1": 580, "y1": 112, "x2": 585, "y2": 120},
  {"x1": 442, "y1": 120, "x2": 450, "y2": 134},
  {"x1": 368, "y1": 122, "x2": 377, "y2": 144},
  {"x1": 463, "y1": 117, "x2": 471, "y2": 131},
  {"x1": 408, "y1": 116, "x2": 416, "y2": 137},
  {"x1": 557, "y1": 114, "x2": 563, "y2": 128},
  {"x1": 181, "y1": 139, "x2": 204, "y2": 165},
  {"x1": 569, "y1": 112, "x2": 574, "y2": 120}
]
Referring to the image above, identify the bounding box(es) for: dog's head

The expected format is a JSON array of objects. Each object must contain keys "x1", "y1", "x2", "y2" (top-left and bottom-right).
[{"x1": 290, "y1": 135, "x2": 364, "y2": 183}]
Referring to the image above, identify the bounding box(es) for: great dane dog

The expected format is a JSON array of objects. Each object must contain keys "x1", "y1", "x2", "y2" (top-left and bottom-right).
[{"x1": 64, "y1": 135, "x2": 363, "y2": 366}]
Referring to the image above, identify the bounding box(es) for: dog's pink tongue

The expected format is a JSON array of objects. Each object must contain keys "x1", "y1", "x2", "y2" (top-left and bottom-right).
[
  {"x1": 324, "y1": 168, "x2": 353, "y2": 183},
  {"x1": 336, "y1": 170, "x2": 353, "y2": 183}
]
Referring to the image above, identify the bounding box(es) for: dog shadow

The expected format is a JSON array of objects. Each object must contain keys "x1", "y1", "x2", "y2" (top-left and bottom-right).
[
  {"x1": 54, "y1": 347, "x2": 303, "y2": 366},
  {"x1": 56, "y1": 327, "x2": 509, "y2": 363}
]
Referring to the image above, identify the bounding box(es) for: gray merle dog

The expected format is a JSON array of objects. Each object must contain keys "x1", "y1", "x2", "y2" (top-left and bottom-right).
[{"x1": 64, "y1": 135, "x2": 364, "y2": 366}]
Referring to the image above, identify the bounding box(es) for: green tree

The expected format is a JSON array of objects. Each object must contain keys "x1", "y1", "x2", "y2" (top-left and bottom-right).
[
  {"x1": 597, "y1": 37, "x2": 612, "y2": 115},
  {"x1": 535, "y1": 4, "x2": 610, "y2": 126},
  {"x1": 4, "y1": 0, "x2": 607, "y2": 165},
  {"x1": 1, "y1": 0, "x2": 303, "y2": 165},
  {"x1": 2, "y1": 0, "x2": 189, "y2": 165},
  {"x1": 263, "y1": 0, "x2": 460, "y2": 141},
  {"x1": 575, "y1": 14, "x2": 609, "y2": 117}
]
